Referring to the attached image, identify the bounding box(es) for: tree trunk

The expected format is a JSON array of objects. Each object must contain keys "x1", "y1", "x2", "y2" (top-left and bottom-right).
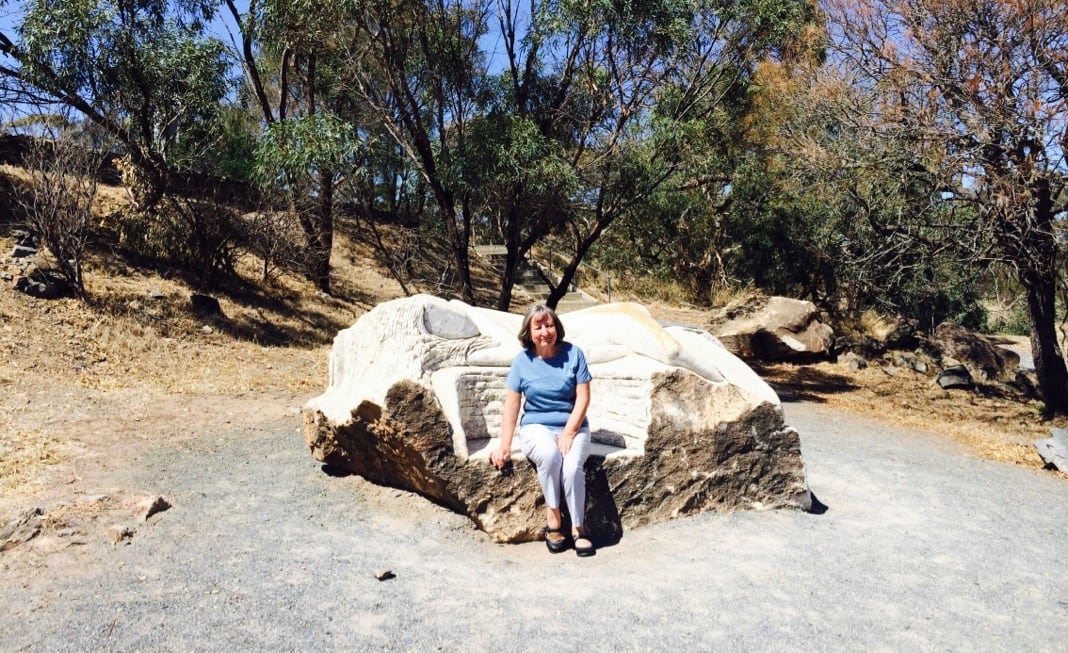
[
  {"x1": 545, "y1": 263, "x2": 573, "y2": 310},
  {"x1": 547, "y1": 242, "x2": 592, "y2": 309},
  {"x1": 546, "y1": 220, "x2": 607, "y2": 309},
  {"x1": 497, "y1": 203, "x2": 523, "y2": 312},
  {"x1": 1023, "y1": 270, "x2": 1068, "y2": 418},
  {"x1": 442, "y1": 213, "x2": 474, "y2": 305},
  {"x1": 312, "y1": 168, "x2": 335, "y2": 293},
  {"x1": 497, "y1": 251, "x2": 517, "y2": 312}
]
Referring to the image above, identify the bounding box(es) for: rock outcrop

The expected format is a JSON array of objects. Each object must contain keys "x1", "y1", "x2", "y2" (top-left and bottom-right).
[
  {"x1": 1035, "y1": 429, "x2": 1068, "y2": 472},
  {"x1": 709, "y1": 296, "x2": 834, "y2": 362},
  {"x1": 302, "y1": 295, "x2": 811, "y2": 543},
  {"x1": 927, "y1": 322, "x2": 1020, "y2": 383}
]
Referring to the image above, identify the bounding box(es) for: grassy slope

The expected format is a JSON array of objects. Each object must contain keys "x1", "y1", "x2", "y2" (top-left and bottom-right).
[{"x1": 1, "y1": 172, "x2": 1065, "y2": 503}]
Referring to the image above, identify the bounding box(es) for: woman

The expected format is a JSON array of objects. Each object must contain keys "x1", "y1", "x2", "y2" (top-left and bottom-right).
[{"x1": 490, "y1": 304, "x2": 595, "y2": 556}]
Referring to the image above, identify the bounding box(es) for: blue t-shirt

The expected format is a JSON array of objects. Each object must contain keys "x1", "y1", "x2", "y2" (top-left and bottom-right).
[{"x1": 506, "y1": 341, "x2": 592, "y2": 428}]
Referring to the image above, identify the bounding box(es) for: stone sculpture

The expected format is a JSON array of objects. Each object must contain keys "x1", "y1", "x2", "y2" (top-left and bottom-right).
[{"x1": 302, "y1": 295, "x2": 811, "y2": 543}]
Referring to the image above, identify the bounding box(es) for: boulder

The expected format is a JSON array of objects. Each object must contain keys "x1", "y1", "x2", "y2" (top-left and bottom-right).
[
  {"x1": 1035, "y1": 429, "x2": 1068, "y2": 472},
  {"x1": 190, "y1": 294, "x2": 222, "y2": 317},
  {"x1": 302, "y1": 295, "x2": 811, "y2": 543},
  {"x1": 928, "y1": 323, "x2": 1020, "y2": 383},
  {"x1": 709, "y1": 296, "x2": 834, "y2": 362},
  {"x1": 935, "y1": 365, "x2": 973, "y2": 390},
  {"x1": 13, "y1": 274, "x2": 63, "y2": 299}
]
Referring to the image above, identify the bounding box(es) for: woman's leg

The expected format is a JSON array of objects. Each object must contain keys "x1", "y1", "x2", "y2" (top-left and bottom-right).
[
  {"x1": 561, "y1": 428, "x2": 591, "y2": 529},
  {"x1": 519, "y1": 424, "x2": 567, "y2": 546},
  {"x1": 518, "y1": 423, "x2": 563, "y2": 510}
]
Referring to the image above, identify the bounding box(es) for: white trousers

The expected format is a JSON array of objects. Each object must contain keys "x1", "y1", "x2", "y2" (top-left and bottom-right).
[{"x1": 518, "y1": 423, "x2": 592, "y2": 527}]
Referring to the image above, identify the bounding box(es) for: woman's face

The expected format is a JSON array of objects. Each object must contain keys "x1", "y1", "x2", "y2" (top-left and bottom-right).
[{"x1": 530, "y1": 313, "x2": 558, "y2": 350}]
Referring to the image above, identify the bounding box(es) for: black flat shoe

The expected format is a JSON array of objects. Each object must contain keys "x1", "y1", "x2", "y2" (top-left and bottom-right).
[
  {"x1": 544, "y1": 526, "x2": 570, "y2": 553},
  {"x1": 574, "y1": 536, "x2": 595, "y2": 557}
]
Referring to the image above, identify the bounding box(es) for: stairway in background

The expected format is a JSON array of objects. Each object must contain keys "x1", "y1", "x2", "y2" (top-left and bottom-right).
[{"x1": 473, "y1": 245, "x2": 599, "y2": 312}]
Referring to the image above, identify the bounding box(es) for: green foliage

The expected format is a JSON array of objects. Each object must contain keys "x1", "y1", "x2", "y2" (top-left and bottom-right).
[
  {"x1": 462, "y1": 112, "x2": 578, "y2": 222},
  {"x1": 204, "y1": 105, "x2": 260, "y2": 183},
  {"x1": 723, "y1": 159, "x2": 834, "y2": 298},
  {"x1": 17, "y1": 0, "x2": 227, "y2": 159},
  {"x1": 723, "y1": 152, "x2": 989, "y2": 331},
  {"x1": 986, "y1": 309, "x2": 1032, "y2": 337},
  {"x1": 251, "y1": 113, "x2": 361, "y2": 192}
]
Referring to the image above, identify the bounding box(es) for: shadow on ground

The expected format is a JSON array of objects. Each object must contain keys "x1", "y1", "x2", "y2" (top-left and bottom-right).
[{"x1": 752, "y1": 362, "x2": 859, "y2": 403}]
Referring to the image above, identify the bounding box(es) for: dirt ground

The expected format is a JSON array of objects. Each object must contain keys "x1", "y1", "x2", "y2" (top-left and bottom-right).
[
  {"x1": 2, "y1": 216, "x2": 1068, "y2": 645},
  {"x1": 3, "y1": 376, "x2": 1066, "y2": 651}
]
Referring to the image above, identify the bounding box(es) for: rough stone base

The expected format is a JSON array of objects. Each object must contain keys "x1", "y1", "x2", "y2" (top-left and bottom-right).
[{"x1": 304, "y1": 374, "x2": 810, "y2": 544}]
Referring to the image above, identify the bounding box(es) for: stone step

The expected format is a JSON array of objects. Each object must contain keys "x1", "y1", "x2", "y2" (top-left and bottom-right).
[
  {"x1": 542, "y1": 290, "x2": 600, "y2": 313},
  {"x1": 473, "y1": 244, "x2": 601, "y2": 311},
  {"x1": 555, "y1": 298, "x2": 600, "y2": 313},
  {"x1": 473, "y1": 245, "x2": 508, "y2": 257}
]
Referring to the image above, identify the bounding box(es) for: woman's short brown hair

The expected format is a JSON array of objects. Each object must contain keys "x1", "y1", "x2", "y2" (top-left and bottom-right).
[{"x1": 517, "y1": 303, "x2": 565, "y2": 350}]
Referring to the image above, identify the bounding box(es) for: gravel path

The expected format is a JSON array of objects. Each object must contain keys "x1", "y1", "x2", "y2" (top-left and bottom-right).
[{"x1": 3, "y1": 400, "x2": 1067, "y2": 651}]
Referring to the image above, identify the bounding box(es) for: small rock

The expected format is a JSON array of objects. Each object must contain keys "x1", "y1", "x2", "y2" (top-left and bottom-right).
[
  {"x1": 200, "y1": 325, "x2": 213, "y2": 334},
  {"x1": 77, "y1": 494, "x2": 110, "y2": 505},
  {"x1": 374, "y1": 568, "x2": 396, "y2": 581},
  {"x1": 125, "y1": 495, "x2": 172, "y2": 521},
  {"x1": 1013, "y1": 370, "x2": 1039, "y2": 398},
  {"x1": 106, "y1": 525, "x2": 135, "y2": 543},
  {"x1": 843, "y1": 352, "x2": 868, "y2": 370},
  {"x1": 935, "y1": 365, "x2": 973, "y2": 390},
  {"x1": 13, "y1": 275, "x2": 63, "y2": 299},
  {"x1": 12, "y1": 229, "x2": 34, "y2": 245},
  {"x1": 191, "y1": 293, "x2": 222, "y2": 316},
  {"x1": 147, "y1": 289, "x2": 165, "y2": 300},
  {"x1": 0, "y1": 507, "x2": 44, "y2": 551},
  {"x1": 894, "y1": 352, "x2": 929, "y2": 374}
]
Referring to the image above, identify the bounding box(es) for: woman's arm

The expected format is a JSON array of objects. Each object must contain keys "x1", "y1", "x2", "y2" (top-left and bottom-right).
[
  {"x1": 491, "y1": 388, "x2": 521, "y2": 469},
  {"x1": 557, "y1": 381, "x2": 590, "y2": 456}
]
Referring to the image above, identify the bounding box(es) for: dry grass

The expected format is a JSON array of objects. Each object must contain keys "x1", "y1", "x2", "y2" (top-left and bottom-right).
[{"x1": 0, "y1": 430, "x2": 76, "y2": 494}]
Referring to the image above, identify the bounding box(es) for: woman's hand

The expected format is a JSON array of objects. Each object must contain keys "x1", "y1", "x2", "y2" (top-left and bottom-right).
[
  {"x1": 558, "y1": 432, "x2": 575, "y2": 457},
  {"x1": 490, "y1": 446, "x2": 510, "y2": 469}
]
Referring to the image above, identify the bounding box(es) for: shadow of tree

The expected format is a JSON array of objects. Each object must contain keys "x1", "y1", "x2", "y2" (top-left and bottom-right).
[{"x1": 750, "y1": 362, "x2": 859, "y2": 403}]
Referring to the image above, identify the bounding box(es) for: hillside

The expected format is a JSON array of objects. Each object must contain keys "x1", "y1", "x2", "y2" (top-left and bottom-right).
[{"x1": 1, "y1": 174, "x2": 1065, "y2": 526}]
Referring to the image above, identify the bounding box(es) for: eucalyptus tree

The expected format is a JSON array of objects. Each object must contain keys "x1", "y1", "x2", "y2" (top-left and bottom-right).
[
  {"x1": 226, "y1": 0, "x2": 365, "y2": 292},
  {"x1": 715, "y1": 52, "x2": 986, "y2": 326},
  {"x1": 0, "y1": 0, "x2": 229, "y2": 209},
  {"x1": 340, "y1": 0, "x2": 491, "y2": 304},
  {"x1": 344, "y1": 0, "x2": 818, "y2": 309},
  {"x1": 803, "y1": 0, "x2": 1068, "y2": 416},
  {"x1": 485, "y1": 0, "x2": 821, "y2": 309}
]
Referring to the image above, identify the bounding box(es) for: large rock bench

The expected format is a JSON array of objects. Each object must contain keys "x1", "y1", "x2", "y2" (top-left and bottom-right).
[{"x1": 302, "y1": 295, "x2": 811, "y2": 543}]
